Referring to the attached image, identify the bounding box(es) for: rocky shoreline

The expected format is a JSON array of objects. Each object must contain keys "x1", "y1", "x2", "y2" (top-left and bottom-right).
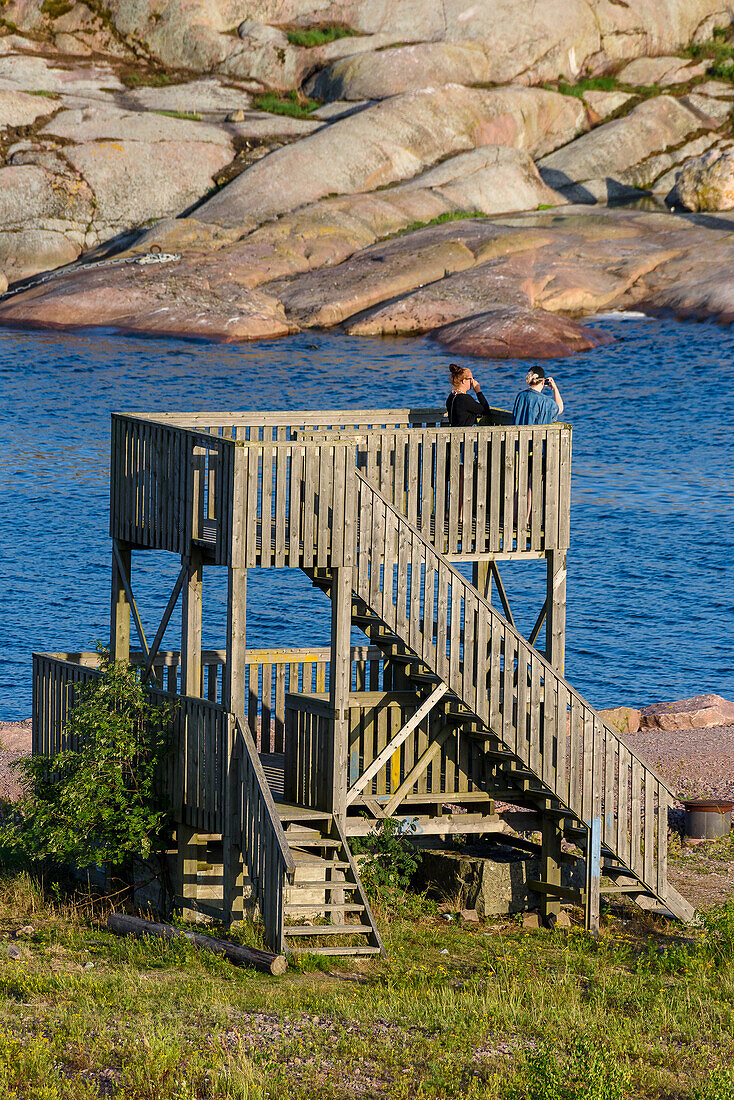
[{"x1": 3, "y1": 2, "x2": 734, "y2": 351}]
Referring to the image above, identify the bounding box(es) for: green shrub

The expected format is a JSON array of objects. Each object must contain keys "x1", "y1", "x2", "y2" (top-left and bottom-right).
[
  {"x1": 350, "y1": 817, "x2": 421, "y2": 895},
  {"x1": 1, "y1": 653, "x2": 172, "y2": 871}
]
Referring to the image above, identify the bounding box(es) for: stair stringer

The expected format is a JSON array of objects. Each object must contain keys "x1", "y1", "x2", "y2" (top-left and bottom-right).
[{"x1": 342, "y1": 470, "x2": 693, "y2": 924}]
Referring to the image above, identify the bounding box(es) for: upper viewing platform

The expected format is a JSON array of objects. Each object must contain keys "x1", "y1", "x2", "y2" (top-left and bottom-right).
[{"x1": 111, "y1": 406, "x2": 572, "y2": 568}]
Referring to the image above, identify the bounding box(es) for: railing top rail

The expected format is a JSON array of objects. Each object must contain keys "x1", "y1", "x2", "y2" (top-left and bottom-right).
[
  {"x1": 37, "y1": 645, "x2": 384, "y2": 666},
  {"x1": 116, "y1": 407, "x2": 451, "y2": 429},
  {"x1": 352, "y1": 468, "x2": 670, "y2": 795},
  {"x1": 298, "y1": 422, "x2": 572, "y2": 438},
  {"x1": 234, "y1": 717, "x2": 296, "y2": 875}
]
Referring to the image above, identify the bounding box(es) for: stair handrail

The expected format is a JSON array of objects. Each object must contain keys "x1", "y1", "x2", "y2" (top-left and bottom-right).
[
  {"x1": 353, "y1": 468, "x2": 672, "y2": 799},
  {"x1": 351, "y1": 468, "x2": 692, "y2": 922},
  {"x1": 233, "y1": 715, "x2": 295, "y2": 951}
]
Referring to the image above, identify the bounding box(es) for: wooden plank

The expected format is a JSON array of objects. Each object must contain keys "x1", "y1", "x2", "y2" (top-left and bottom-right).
[
  {"x1": 346, "y1": 683, "x2": 448, "y2": 803},
  {"x1": 631, "y1": 756, "x2": 643, "y2": 877},
  {"x1": 617, "y1": 744, "x2": 631, "y2": 868},
  {"x1": 516, "y1": 429, "x2": 529, "y2": 551},
  {"x1": 475, "y1": 434, "x2": 488, "y2": 555},
  {"x1": 530, "y1": 429, "x2": 544, "y2": 553},
  {"x1": 644, "y1": 773, "x2": 655, "y2": 887},
  {"x1": 558, "y1": 427, "x2": 572, "y2": 549}
]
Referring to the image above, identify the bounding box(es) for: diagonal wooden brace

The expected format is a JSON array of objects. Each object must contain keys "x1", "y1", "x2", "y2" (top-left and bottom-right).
[
  {"x1": 141, "y1": 557, "x2": 190, "y2": 684},
  {"x1": 383, "y1": 724, "x2": 454, "y2": 816},
  {"x1": 346, "y1": 682, "x2": 448, "y2": 806}
]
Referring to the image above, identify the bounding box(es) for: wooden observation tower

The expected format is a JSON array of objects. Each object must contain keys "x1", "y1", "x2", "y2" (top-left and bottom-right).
[{"x1": 33, "y1": 405, "x2": 693, "y2": 957}]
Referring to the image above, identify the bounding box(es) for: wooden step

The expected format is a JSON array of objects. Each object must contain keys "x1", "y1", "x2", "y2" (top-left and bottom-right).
[
  {"x1": 296, "y1": 861, "x2": 351, "y2": 871},
  {"x1": 284, "y1": 903, "x2": 364, "y2": 913},
  {"x1": 291, "y1": 880, "x2": 358, "y2": 890},
  {"x1": 287, "y1": 946, "x2": 382, "y2": 956},
  {"x1": 285, "y1": 924, "x2": 374, "y2": 937}
]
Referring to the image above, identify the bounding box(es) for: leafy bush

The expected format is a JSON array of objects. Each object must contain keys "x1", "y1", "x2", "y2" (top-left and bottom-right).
[
  {"x1": 351, "y1": 817, "x2": 421, "y2": 895},
  {"x1": 1, "y1": 654, "x2": 172, "y2": 871},
  {"x1": 504, "y1": 1037, "x2": 630, "y2": 1100}
]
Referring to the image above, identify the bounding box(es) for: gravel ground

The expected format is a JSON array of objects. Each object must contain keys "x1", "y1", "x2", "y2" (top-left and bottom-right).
[
  {"x1": 0, "y1": 719, "x2": 31, "y2": 804},
  {"x1": 626, "y1": 723, "x2": 734, "y2": 803}
]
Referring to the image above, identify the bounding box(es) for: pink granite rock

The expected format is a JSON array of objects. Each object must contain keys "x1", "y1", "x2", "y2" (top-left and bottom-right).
[
  {"x1": 599, "y1": 706, "x2": 642, "y2": 734},
  {"x1": 640, "y1": 694, "x2": 734, "y2": 730}
]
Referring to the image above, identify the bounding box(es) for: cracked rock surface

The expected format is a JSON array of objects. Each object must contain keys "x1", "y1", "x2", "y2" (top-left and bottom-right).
[{"x1": 3, "y1": 2, "x2": 734, "y2": 346}]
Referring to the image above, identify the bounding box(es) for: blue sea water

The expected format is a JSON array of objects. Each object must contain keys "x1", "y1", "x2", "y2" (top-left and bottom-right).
[{"x1": 1, "y1": 317, "x2": 732, "y2": 720}]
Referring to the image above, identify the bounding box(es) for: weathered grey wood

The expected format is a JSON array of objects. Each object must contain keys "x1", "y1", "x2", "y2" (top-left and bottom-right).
[
  {"x1": 546, "y1": 549, "x2": 567, "y2": 673},
  {"x1": 330, "y1": 567, "x2": 353, "y2": 819},
  {"x1": 180, "y1": 549, "x2": 203, "y2": 698},
  {"x1": 107, "y1": 913, "x2": 287, "y2": 975},
  {"x1": 110, "y1": 540, "x2": 131, "y2": 663}
]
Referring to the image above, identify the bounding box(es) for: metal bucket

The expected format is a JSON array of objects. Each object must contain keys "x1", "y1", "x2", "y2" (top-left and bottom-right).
[{"x1": 684, "y1": 799, "x2": 733, "y2": 840}]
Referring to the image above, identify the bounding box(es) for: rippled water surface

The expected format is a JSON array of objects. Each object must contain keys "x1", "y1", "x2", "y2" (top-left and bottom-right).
[{"x1": 2, "y1": 318, "x2": 732, "y2": 720}]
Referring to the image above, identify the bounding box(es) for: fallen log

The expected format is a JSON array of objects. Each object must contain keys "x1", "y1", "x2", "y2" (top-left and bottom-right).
[{"x1": 107, "y1": 913, "x2": 288, "y2": 975}]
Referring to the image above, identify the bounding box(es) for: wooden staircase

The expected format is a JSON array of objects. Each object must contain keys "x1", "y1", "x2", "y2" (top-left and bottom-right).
[
  {"x1": 279, "y1": 809, "x2": 384, "y2": 957},
  {"x1": 304, "y1": 469, "x2": 694, "y2": 928}
]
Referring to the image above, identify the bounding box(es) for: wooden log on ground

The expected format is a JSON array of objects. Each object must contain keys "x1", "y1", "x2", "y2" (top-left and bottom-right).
[{"x1": 107, "y1": 913, "x2": 287, "y2": 975}]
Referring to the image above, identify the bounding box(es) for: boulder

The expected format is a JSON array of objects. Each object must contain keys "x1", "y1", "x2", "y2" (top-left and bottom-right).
[
  {"x1": 64, "y1": 140, "x2": 232, "y2": 239},
  {"x1": 431, "y1": 307, "x2": 613, "y2": 359},
  {"x1": 539, "y1": 95, "x2": 720, "y2": 197},
  {"x1": 0, "y1": 255, "x2": 295, "y2": 339},
  {"x1": 640, "y1": 694, "x2": 734, "y2": 730},
  {"x1": 196, "y1": 85, "x2": 587, "y2": 228},
  {"x1": 599, "y1": 706, "x2": 642, "y2": 735},
  {"x1": 582, "y1": 90, "x2": 634, "y2": 121},
  {"x1": 617, "y1": 56, "x2": 710, "y2": 86},
  {"x1": 666, "y1": 145, "x2": 734, "y2": 210},
  {"x1": 123, "y1": 79, "x2": 252, "y2": 114},
  {"x1": 267, "y1": 231, "x2": 479, "y2": 327},
  {"x1": 0, "y1": 164, "x2": 94, "y2": 280},
  {"x1": 0, "y1": 88, "x2": 58, "y2": 129},
  {"x1": 41, "y1": 105, "x2": 235, "y2": 146},
  {"x1": 307, "y1": 41, "x2": 504, "y2": 101}
]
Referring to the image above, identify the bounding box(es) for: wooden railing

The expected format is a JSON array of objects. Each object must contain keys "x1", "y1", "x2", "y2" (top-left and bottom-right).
[
  {"x1": 110, "y1": 414, "x2": 234, "y2": 564},
  {"x1": 302, "y1": 423, "x2": 571, "y2": 556},
  {"x1": 350, "y1": 470, "x2": 691, "y2": 920},
  {"x1": 110, "y1": 407, "x2": 540, "y2": 566},
  {"x1": 285, "y1": 689, "x2": 489, "y2": 811},
  {"x1": 233, "y1": 716, "x2": 295, "y2": 952}
]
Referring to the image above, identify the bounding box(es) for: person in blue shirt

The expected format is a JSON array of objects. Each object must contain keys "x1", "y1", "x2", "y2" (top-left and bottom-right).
[{"x1": 512, "y1": 366, "x2": 564, "y2": 425}]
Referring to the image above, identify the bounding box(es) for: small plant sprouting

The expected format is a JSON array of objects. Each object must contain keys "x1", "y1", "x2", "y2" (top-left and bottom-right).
[{"x1": 350, "y1": 817, "x2": 421, "y2": 896}]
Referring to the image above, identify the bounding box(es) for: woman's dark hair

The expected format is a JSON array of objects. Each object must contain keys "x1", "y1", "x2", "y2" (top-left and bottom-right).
[
  {"x1": 526, "y1": 366, "x2": 546, "y2": 385},
  {"x1": 449, "y1": 363, "x2": 469, "y2": 386}
]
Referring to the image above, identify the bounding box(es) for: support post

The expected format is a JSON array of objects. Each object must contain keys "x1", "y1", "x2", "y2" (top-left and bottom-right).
[
  {"x1": 329, "y1": 566, "x2": 353, "y2": 821},
  {"x1": 472, "y1": 560, "x2": 492, "y2": 602},
  {"x1": 545, "y1": 549, "x2": 567, "y2": 673},
  {"x1": 181, "y1": 549, "x2": 203, "y2": 696},
  {"x1": 223, "y1": 444, "x2": 248, "y2": 924},
  {"x1": 540, "y1": 811, "x2": 563, "y2": 922},
  {"x1": 110, "y1": 540, "x2": 131, "y2": 663},
  {"x1": 176, "y1": 549, "x2": 204, "y2": 918}
]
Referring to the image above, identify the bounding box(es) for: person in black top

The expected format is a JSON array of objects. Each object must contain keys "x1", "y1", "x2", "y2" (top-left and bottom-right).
[
  {"x1": 446, "y1": 363, "x2": 491, "y2": 425},
  {"x1": 445, "y1": 364, "x2": 491, "y2": 522}
]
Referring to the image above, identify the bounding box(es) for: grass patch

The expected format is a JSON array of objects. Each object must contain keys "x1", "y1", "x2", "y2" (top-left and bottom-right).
[
  {"x1": 152, "y1": 109, "x2": 202, "y2": 121},
  {"x1": 552, "y1": 75, "x2": 621, "y2": 97},
  {"x1": 393, "y1": 211, "x2": 490, "y2": 237},
  {"x1": 119, "y1": 70, "x2": 185, "y2": 89},
  {"x1": 28, "y1": 89, "x2": 60, "y2": 98},
  {"x1": 1, "y1": 872, "x2": 734, "y2": 1097},
  {"x1": 286, "y1": 23, "x2": 357, "y2": 48},
  {"x1": 40, "y1": 0, "x2": 73, "y2": 17},
  {"x1": 685, "y1": 28, "x2": 734, "y2": 81},
  {"x1": 253, "y1": 90, "x2": 321, "y2": 118}
]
